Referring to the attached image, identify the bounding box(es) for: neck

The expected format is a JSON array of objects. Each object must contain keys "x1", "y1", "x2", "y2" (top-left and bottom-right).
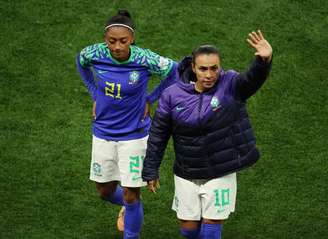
[{"x1": 194, "y1": 81, "x2": 204, "y2": 93}]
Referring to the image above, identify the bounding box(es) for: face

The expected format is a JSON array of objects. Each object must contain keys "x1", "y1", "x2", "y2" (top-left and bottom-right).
[
  {"x1": 192, "y1": 54, "x2": 220, "y2": 92},
  {"x1": 105, "y1": 26, "x2": 134, "y2": 61}
]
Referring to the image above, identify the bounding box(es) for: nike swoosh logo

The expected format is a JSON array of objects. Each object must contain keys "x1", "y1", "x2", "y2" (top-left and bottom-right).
[
  {"x1": 132, "y1": 176, "x2": 141, "y2": 181},
  {"x1": 217, "y1": 208, "x2": 226, "y2": 213},
  {"x1": 176, "y1": 106, "x2": 184, "y2": 111},
  {"x1": 97, "y1": 70, "x2": 107, "y2": 74}
]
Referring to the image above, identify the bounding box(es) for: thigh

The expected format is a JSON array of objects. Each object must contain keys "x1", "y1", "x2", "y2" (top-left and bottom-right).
[
  {"x1": 172, "y1": 175, "x2": 202, "y2": 221},
  {"x1": 117, "y1": 136, "x2": 148, "y2": 187},
  {"x1": 200, "y1": 173, "x2": 237, "y2": 220},
  {"x1": 90, "y1": 135, "x2": 120, "y2": 183}
]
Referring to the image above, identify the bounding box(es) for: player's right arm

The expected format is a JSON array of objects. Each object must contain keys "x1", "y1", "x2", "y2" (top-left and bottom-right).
[{"x1": 76, "y1": 44, "x2": 98, "y2": 101}]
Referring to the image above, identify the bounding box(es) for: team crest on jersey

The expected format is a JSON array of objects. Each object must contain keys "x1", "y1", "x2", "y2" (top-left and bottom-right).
[
  {"x1": 210, "y1": 96, "x2": 221, "y2": 111},
  {"x1": 129, "y1": 71, "x2": 140, "y2": 85}
]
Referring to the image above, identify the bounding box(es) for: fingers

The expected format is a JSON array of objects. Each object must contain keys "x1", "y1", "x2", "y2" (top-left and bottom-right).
[
  {"x1": 147, "y1": 180, "x2": 160, "y2": 193},
  {"x1": 148, "y1": 184, "x2": 156, "y2": 193},
  {"x1": 257, "y1": 30, "x2": 264, "y2": 40},
  {"x1": 250, "y1": 31, "x2": 260, "y2": 42},
  {"x1": 246, "y1": 38, "x2": 257, "y2": 48},
  {"x1": 147, "y1": 181, "x2": 156, "y2": 193},
  {"x1": 247, "y1": 30, "x2": 264, "y2": 44}
]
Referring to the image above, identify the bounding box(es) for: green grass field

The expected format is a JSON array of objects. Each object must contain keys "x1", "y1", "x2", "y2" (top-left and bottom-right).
[{"x1": 1, "y1": 0, "x2": 327, "y2": 238}]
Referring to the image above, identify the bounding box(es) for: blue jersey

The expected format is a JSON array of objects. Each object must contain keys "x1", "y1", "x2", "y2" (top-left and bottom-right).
[{"x1": 76, "y1": 43, "x2": 177, "y2": 141}]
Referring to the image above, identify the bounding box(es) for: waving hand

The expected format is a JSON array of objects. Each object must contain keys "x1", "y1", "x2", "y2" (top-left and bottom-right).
[{"x1": 247, "y1": 30, "x2": 272, "y2": 62}]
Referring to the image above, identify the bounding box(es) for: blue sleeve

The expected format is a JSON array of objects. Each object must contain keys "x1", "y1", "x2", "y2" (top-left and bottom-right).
[
  {"x1": 76, "y1": 54, "x2": 97, "y2": 101},
  {"x1": 146, "y1": 62, "x2": 178, "y2": 104}
]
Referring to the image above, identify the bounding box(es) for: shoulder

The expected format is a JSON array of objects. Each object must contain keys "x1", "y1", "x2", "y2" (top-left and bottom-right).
[
  {"x1": 222, "y1": 69, "x2": 239, "y2": 79},
  {"x1": 80, "y1": 42, "x2": 109, "y2": 58},
  {"x1": 79, "y1": 43, "x2": 110, "y2": 67},
  {"x1": 165, "y1": 82, "x2": 179, "y2": 95},
  {"x1": 131, "y1": 45, "x2": 175, "y2": 69}
]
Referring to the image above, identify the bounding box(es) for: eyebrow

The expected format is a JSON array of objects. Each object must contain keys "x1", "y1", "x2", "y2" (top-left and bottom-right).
[
  {"x1": 198, "y1": 65, "x2": 219, "y2": 69},
  {"x1": 107, "y1": 36, "x2": 129, "y2": 41}
]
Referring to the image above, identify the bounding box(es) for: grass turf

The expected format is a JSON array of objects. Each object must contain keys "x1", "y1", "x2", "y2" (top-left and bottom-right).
[{"x1": 1, "y1": 0, "x2": 327, "y2": 238}]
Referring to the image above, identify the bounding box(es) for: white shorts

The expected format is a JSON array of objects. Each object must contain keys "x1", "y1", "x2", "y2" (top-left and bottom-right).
[
  {"x1": 172, "y1": 173, "x2": 237, "y2": 220},
  {"x1": 90, "y1": 135, "x2": 148, "y2": 187}
]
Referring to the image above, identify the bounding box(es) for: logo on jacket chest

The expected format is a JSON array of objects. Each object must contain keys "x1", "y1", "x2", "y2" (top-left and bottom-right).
[
  {"x1": 210, "y1": 96, "x2": 221, "y2": 111},
  {"x1": 175, "y1": 105, "x2": 185, "y2": 112},
  {"x1": 129, "y1": 71, "x2": 140, "y2": 85}
]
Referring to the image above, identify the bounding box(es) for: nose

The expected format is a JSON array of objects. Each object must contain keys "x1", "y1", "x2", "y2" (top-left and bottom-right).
[
  {"x1": 113, "y1": 42, "x2": 122, "y2": 51},
  {"x1": 205, "y1": 70, "x2": 211, "y2": 78}
]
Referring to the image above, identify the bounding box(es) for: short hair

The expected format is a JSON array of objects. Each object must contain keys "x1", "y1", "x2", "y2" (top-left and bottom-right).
[
  {"x1": 105, "y1": 10, "x2": 135, "y2": 32},
  {"x1": 191, "y1": 45, "x2": 220, "y2": 64}
]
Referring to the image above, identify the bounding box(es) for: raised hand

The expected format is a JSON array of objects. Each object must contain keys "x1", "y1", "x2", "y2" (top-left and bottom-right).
[{"x1": 247, "y1": 30, "x2": 272, "y2": 62}]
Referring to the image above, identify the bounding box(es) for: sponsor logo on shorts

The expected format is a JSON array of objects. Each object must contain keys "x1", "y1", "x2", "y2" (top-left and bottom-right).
[
  {"x1": 93, "y1": 162, "x2": 102, "y2": 176},
  {"x1": 174, "y1": 196, "x2": 179, "y2": 210},
  {"x1": 132, "y1": 175, "x2": 141, "y2": 181}
]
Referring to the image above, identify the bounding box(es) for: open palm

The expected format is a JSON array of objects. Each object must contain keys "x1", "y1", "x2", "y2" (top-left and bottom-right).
[{"x1": 247, "y1": 30, "x2": 272, "y2": 62}]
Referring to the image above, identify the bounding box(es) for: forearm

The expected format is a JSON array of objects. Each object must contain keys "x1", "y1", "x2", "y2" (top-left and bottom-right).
[
  {"x1": 236, "y1": 56, "x2": 272, "y2": 100},
  {"x1": 142, "y1": 112, "x2": 171, "y2": 181},
  {"x1": 147, "y1": 63, "x2": 177, "y2": 104}
]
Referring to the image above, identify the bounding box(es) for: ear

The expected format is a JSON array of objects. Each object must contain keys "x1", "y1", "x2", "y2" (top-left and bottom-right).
[
  {"x1": 130, "y1": 35, "x2": 135, "y2": 44},
  {"x1": 191, "y1": 62, "x2": 196, "y2": 73},
  {"x1": 104, "y1": 30, "x2": 108, "y2": 40}
]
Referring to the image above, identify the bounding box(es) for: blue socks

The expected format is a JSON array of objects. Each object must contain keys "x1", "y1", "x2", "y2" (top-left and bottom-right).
[
  {"x1": 107, "y1": 185, "x2": 124, "y2": 205},
  {"x1": 123, "y1": 200, "x2": 143, "y2": 239},
  {"x1": 180, "y1": 228, "x2": 200, "y2": 239},
  {"x1": 199, "y1": 223, "x2": 222, "y2": 239}
]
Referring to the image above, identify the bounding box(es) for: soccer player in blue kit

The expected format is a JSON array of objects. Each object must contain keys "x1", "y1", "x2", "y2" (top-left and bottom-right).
[
  {"x1": 142, "y1": 31, "x2": 272, "y2": 238},
  {"x1": 76, "y1": 10, "x2": 177, "y2": 239}
]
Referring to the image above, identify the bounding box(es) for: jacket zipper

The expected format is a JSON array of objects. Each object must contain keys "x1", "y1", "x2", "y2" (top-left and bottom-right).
[{"x1": 198, "y1": 93, "x2": 203, "y2": 129}]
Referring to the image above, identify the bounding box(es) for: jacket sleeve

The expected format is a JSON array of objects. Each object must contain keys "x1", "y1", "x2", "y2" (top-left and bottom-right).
[
  {"x1": 142, "y1": 92, "x2": 172, "y2": 181},
  {"x1": 234, "y1": 57, "x2": 272, "y2": 101},
  {"x1": 76, "y1": 54, "x2": 97, "y2": 101}
]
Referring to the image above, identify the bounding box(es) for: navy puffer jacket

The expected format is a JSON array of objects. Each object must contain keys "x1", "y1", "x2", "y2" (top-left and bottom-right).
[{"x1": 142, "y1": 56, "x2": 272, "y2": 180}]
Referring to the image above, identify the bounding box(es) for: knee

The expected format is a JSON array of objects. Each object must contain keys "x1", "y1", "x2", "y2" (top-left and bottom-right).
[
  {"x1": 202, "y1": 219, "x2": 224, "y2": 224},
  {"x1": 96, "y1": 182, "x2": 117, "y2": 200},
  {"x1": 180, "y1": 228, "x2": 200, "y2": 239},
  {"x1": 179, "y1": 220, "x2": 200, "y2": 239},
  {"x1": 123, "y1": 187, "x2": 140, "y2": 203},
  {"x1": 97, "y1": 186, "x2": 111, "y2": 200}
]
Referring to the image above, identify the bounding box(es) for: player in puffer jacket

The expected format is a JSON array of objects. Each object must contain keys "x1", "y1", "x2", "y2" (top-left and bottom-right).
[{"x1": 142, "y1": 31, "x2": 272, "y2": 239}]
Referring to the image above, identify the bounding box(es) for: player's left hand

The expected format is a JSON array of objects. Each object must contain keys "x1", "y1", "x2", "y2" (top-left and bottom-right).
[
  {"x1": 92, "y1": 101, "x2": 96, "y2": 119},
  {"x1": 143, "y1": 101, "x2": 151, "y2": 120},
  {"x1": 247, "y1": 30, "x2": 272, "y2": 62},
  {"x1": 147, "y1": 179, "x2": 160, "y2": 193}
]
